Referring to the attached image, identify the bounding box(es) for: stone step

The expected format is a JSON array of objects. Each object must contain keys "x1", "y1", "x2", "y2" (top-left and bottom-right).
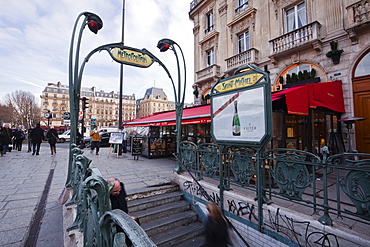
[
  {"x1": 151, "y1": 221, "x2": 205, "y2": 247},
  {"x1": 173, "y1": 234, "x2": 206, "y2": 247},
  {"x1": 130, "y1": 200, "x2": 190, "y2": 223},
  {"x1": 142, "y1": 211, "x2": 198, "y2": 237},
  {"x1": 128, "y1": 191, "x2": 182, "y2": 213},
  {"x1": 126, "y1": 183, "x2": 179, "y2": 201},
  {"x1": 126, "y1": 183, "x2": 205, "y2": 247}
]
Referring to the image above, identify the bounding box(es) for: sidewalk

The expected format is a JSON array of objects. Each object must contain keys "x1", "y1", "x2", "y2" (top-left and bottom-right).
[{"x1": 0, "y1": 143, "x2": 176, "y2": 247}]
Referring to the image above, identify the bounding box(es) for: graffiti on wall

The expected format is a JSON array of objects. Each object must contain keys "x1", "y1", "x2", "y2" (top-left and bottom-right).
[
  {"x1": 183, "y1": 180, "x2": 340, "y2": 246},
  {"x1": 265, "y1": 208, "x2": 339, "y2": 246}
]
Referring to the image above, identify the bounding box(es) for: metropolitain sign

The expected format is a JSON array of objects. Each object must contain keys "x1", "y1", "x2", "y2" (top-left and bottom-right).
[{"x1": 111, "y1": 48, "x2": 153, "y2": 68}]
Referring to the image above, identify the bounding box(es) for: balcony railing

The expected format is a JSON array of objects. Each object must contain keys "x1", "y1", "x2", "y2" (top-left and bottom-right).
[
  {"x1": 190, "y1": 0, "x2": 204, "y2": 11},
  {"x1": 195, "y1": 64, "x2": 220, "y2": 83},
  {"x1": 346, "y1": 0, "x2": 370, "y2": 29},
  {"x1": 225, "y1": 48, "x2": 258, "y2": 70},
  {"x1": 270, "y1": 21, "x2": 321, "y2": 55}
]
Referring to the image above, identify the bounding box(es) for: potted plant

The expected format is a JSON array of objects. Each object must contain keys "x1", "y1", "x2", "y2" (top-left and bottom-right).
[{"x1": 326, "y1": 41, "x2": 344, "y2": 64}]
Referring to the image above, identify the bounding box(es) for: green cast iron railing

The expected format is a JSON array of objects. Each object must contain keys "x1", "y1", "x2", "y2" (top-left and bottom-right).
[
  {"x1": 180, "y1": 142, "x2": 370, "y2": 230},
  {"x1": 65, "y1": 145, "x2": 156, "y2": 247}
]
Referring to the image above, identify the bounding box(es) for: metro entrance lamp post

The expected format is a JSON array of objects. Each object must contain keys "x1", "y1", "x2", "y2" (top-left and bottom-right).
[
  {"x1": 157, "y1": 38, "x2": 187, "y2": 173},
  {"x1": 67, "y1": 12, "x2": 103, "y2": 186}
]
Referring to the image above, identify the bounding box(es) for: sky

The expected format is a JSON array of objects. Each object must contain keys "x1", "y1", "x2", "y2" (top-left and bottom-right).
[{"x1": 0, "y1": 0, "x2": 195, "y2": 104}]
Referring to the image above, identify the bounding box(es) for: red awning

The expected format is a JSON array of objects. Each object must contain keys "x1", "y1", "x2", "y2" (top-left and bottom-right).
[
  {"x1": 126, "y1": 81, "x2": 345, "y2": 127},
  {"x1": 125, "y1": 105, "x2": 211, "y2": 127},
  {"x1": 272, "y1": 80, "x2": 345, "y2": 115}
]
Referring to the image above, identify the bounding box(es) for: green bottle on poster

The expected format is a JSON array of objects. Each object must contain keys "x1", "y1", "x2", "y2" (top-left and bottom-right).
[{"x1": 232, "y1": 100, "x2": 241, "y2": 136}]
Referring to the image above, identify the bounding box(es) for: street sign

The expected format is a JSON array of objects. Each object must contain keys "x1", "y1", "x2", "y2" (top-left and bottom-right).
[
  {"x1": 90, "y1": 118, "x2": 96, "y2": 125},
  {"x1": 63, "y1": 112, "x2": 71, "y2": 120},
  {"x1": 110, "y1": 47, "x2": 154, "y2": 68}
]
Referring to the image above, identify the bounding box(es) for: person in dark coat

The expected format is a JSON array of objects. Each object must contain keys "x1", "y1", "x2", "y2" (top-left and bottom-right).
[
  {"x1": 2, "y1": 124, "x2": 13, "y2": 154},
  {"x1": 27, "y1": 128, "x2": 33, "y2": 152},
  {"x1": 14, "y1": 128, "x2": 25, "y2": 151},
  {"x1": 108, "y1": 178, "x2": 132, "y2": 246},
  {"x1": 0, "y1": 126, "x2": 5, "y2": 157},
  {"x1": 108, "y1": 178, "x2": 128, "y2": 213},
  {"x1": 46, "y1": 126, "x2": 59, "y2": 155},
  {"x1": 204, "y1": 202, "x2": 230, "y2": 247},
  {"x1": 31, "y1": 123, "x2": 45, "y2": 155}
]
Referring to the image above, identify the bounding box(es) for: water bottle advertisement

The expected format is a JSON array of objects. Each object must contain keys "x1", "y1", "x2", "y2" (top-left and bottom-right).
[{"x1": 211, "y1": 86, "x2": 266, "y2": 143}]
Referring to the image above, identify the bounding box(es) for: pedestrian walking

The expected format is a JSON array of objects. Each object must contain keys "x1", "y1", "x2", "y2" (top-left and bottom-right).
[
  {"x1": 14, "y1": 127, "x2": 25, "y2": 151},
  {"x1": 90, "y1": 126, "x2": 101, "y2": 155},
  {"x1": 121, "y1": 126, "x2": 128, "y2": 153},
  {"x1": 2, "y1": 124, "x2": 13, "y2": 154},
  {"x1": 31, "y1": 123, "x2": 45, "y2": 155},
  {"x1": 204, "y1": 202, "x2": 231, "y2": 247},
  {"x1": 27, "y1": 128, "x2": 33, "y2": 152},
  {"x1": 46, "y1": 126, "x2": 59, "y2": 155},
  {"x1": 0, "y1": 126, "x2": 5, "y2": 157}
]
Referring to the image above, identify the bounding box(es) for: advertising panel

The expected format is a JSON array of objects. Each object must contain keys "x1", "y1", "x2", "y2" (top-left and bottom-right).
[{"x1": 212, "y1": 85, "x2": 266, "y2": 142}]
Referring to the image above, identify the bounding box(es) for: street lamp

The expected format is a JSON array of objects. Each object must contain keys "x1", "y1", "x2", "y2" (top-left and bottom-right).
[
  {"x1": 157, "y1": 38, "x2": 187, "y2": 173},
  {"x1": 67, "y1": 12, "x2": 103, "y2": 187}
]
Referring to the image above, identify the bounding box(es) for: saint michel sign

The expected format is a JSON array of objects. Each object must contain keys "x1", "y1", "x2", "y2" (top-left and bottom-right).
[{"x1": 211, "y1": 64, "x2": 272, "y2": 148}]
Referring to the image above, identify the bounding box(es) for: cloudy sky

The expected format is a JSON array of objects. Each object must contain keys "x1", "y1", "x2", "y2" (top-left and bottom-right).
[{"x1": 0, "y1": 0, "x2": 195, "y2": 104}]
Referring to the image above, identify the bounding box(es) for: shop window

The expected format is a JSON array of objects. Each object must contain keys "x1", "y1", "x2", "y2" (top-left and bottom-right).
[{"x1": 277, "y1": 63, "x2": 323, "y2": 90}]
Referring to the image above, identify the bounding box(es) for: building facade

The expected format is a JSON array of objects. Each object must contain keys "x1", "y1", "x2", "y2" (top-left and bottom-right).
[
  {"x1": 136, "y1": 87, "x2": 175, "y2": 118},
  {"x1": 189, "y1": 0, "x2": 370, "y2": 153},
  {"x1": 40, "y1": 82, "x2": 136, "y2": 129}
]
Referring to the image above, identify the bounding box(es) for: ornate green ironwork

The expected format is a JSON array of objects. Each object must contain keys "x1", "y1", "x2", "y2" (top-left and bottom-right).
[
  {"x1": 228, "y1": 147, "x2": 255, "y2": 185},
  {"x1": 66, "y1": 147, "x2": 92, "y2": 232},
  {"x1": 180, "y1": 141, "x2": 199, "y2": 179},
  {"x1": 83, "y1": 175, "x2": 113, "y2": 247},
  {"x1": 268, "y1": 149, "x2": 319, "y2": 200},
  {"x1": 199, "y1": 143, "x2": 221, "y2": 178},
  {"x1": 327, "y1": 152, "x2": 370, "y2": 220},
  {"x1": 100, "y1": 210, "x2": 156, "y2": 247}
]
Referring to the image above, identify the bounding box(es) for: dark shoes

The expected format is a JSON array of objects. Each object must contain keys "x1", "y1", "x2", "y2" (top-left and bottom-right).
[
  {"x1": 96, "y1": 153, "x2": 99, "y2": 155},
  {"x1": 32, "y1": 152, "x2": 35, "y2": 155}
]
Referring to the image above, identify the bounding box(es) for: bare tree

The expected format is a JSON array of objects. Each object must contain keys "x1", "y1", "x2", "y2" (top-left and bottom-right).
[
  {"x1": 0, "y1": 103, "x2": 13, "y2": 125},
  {"x1": 4, "y1": 90, "x2": 41, "y2": 129}
]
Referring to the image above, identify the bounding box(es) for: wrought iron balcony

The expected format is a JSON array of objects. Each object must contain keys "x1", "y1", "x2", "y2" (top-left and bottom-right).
[
  {"x1": 225, "y1": 48, "x2": 259, "y2": 70},
  {"x1": 190, "y1": 0, "x2": 204, "y2": 11},
  {"x1": 269, "y1": 21, "x2": 321, "y2": 56},
  {"x1": 195, "y1": 64, "x2": 220, "y2": 83}
]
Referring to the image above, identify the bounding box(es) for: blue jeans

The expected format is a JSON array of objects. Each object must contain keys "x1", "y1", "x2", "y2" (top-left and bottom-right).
[
  {"x1": 91, "y1": 141, "x2": 100, "y2": 153},
  {"x1": 3, "y1": 145, "x2": 8, "y2": 154}
]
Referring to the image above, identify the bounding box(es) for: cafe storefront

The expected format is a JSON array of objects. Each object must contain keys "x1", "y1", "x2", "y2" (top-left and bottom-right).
[
  {"x1": 125, "y1": 105, "x2": 212, "y2": 158},
  {"x1": 125, "y1": 80, "x2": 346, "y2": 158}
]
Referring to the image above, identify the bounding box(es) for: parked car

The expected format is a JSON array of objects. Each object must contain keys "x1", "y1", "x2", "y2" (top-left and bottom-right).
[
  {"x1": 58, "y1": 130, "x2": 89, "y2": 143},
  {"x1": 58, "y1": 130, "x2": 70, "y2": 143},
  {"x1": 83, "y1": 132, "x2": 111, "y2": 148}
]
